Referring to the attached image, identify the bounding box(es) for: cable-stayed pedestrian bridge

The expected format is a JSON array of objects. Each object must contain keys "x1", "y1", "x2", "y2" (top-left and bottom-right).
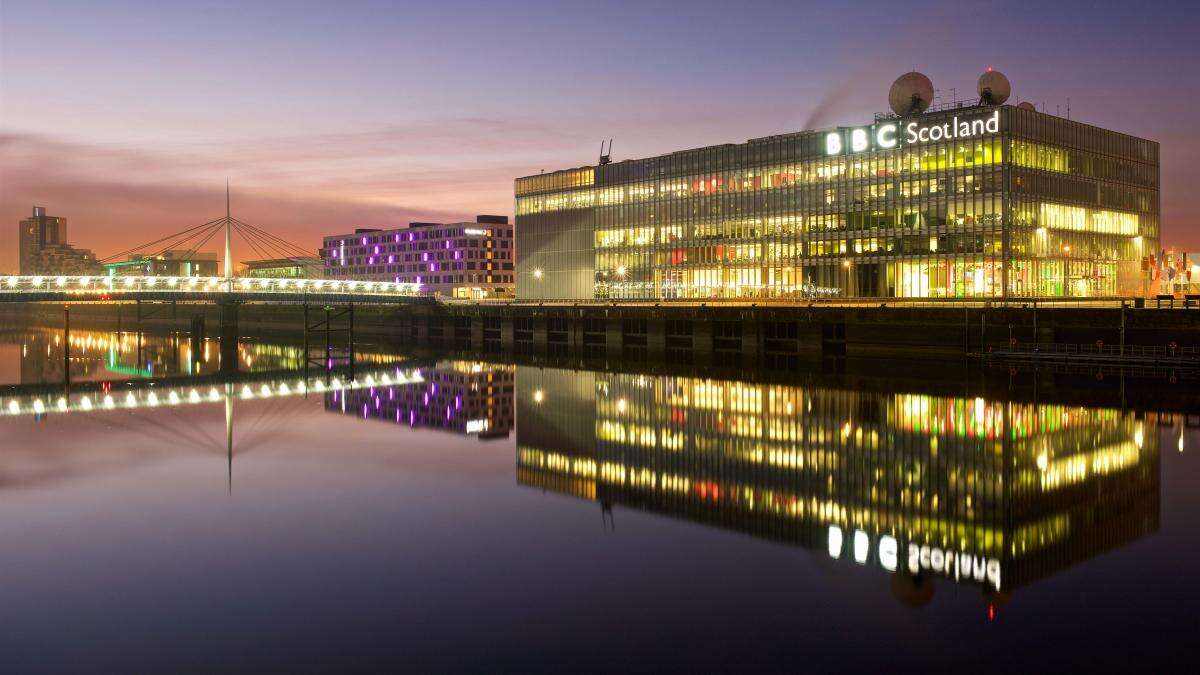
[
  {"x1": 0, "y1": 274, "x2": 424, "y2": 304},
  {"x1": 7, "y1": 189, "x2": 432, "y2": 306}
]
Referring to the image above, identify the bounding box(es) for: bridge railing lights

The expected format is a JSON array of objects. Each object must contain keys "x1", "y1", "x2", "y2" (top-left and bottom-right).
[
  {"x1": 0, "y1": 367, "x2": 425, "y2": 417},
  {"x1": 0, "y1": 275, "x2": 422, "y2": 297}
]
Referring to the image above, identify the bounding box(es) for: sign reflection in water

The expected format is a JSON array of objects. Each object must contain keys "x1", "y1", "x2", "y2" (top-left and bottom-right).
[{"x1": 516, "y1": 367, "x2": 1161, "y2": 610}]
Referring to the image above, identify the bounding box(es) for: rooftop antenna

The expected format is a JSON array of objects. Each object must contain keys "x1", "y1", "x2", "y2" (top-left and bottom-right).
[{"x1": 599, "y1": 139, "x2": 612, "y2": 165}]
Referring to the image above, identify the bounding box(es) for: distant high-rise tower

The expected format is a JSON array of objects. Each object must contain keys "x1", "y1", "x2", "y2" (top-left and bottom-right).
[{"x1": 17, "y1": 206, "x2": 100, "y2": 275}]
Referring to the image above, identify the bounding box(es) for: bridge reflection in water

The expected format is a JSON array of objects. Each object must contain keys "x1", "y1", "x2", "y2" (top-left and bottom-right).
[
  {"x1": 1, "y1": 328, "x2": 517, "y2": 445},
  {"x1": 516, "y1": 367, "x2": 1162, "y2": 613}
]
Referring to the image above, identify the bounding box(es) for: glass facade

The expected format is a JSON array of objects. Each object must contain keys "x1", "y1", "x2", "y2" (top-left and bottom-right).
[{"x1": 515, "y1": 105, "x2": 1158, "y2": 300}]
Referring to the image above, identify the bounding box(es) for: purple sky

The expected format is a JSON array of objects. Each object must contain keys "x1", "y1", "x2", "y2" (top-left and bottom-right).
[{"x1": 2, "y1": 0, "x2": 1198, "y2": 270}]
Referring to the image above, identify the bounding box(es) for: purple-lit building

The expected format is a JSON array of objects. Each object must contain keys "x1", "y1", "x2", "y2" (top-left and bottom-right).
[
  {"x1": 324, "y1": 361, "x2": 515, "y2": 440},
  {"x1": 320, "y1": 215, "x2": 514, "y2": 299}
]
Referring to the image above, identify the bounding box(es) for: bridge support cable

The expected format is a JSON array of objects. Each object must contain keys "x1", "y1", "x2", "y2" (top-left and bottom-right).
[
  {"x1": 98, "y1": 217, "x2": 226, "y2": 265},
  {"x1": 173, "y1": 222, "x2": 225, "y2": 266},
  {"x1": 230, "y1": 218, "x2": 326, "y2": 275},
  {"x1": 231, "y1": 220, "x2": 281, "y2": 268}
]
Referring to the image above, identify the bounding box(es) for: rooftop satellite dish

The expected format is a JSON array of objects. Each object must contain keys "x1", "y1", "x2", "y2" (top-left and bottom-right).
[
  {"x1": 1017, "y1": 101, "x2": 1036, "y2": 111},
  {"x1": 978, "y1": 69, "x2": 1011, "y2": 105},
  {"x1": 888, "y1": 72, "x2": 934, "y2": 116}
]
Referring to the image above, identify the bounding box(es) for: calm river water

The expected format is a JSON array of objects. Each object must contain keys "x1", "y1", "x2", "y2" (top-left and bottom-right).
[{"x1": 0, "y1": 321, "x2": 1196, "y2": 672}]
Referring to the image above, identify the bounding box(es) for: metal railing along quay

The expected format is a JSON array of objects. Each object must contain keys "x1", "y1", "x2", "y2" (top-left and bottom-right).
[
  {"x1": 445, "y1": 295, "x2": 1193, "y2": 310},
  {"x1": 981, "y1": 341, "x2": 1200, "y2": 367}
]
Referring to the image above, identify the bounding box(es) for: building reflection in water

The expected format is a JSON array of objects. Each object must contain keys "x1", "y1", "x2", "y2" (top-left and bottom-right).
[
  {"x1": 516, "y1": 367, "x2": 1161, "y2": 610},
  {"x1": 324, "y1": 361, "x2": 515, "y2": 439}
]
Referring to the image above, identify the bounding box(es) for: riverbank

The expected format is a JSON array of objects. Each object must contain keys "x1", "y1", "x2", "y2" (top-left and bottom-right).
[{"x1": 5, "y1": 300, "x2": 1200, "y2": 363}]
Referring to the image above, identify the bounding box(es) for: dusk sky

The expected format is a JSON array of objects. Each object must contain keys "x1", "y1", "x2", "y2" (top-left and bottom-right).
[{"x1": 2, "y1": 0, "x2": 1198, "y2": 270}]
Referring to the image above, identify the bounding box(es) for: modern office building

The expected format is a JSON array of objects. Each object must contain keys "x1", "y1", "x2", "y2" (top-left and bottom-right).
[
  {"x1": 517, "y1": 366, "x2": 1160, "y2": 604},
  {"x1": 17, "y1": 206, "x2": 102, "y2": 275},
  {"x1": 241, "y1": 256, "x2": 322, "y2": 278},
  {"x1": 103, "y1": 250, "x2": 219, "y2": 277},
  {"x1": 321, "y1": 215, "x2": 515, "y2": 298},
  {"x1": 515, "y1": 73, "x2": 1159, "y2": 300}
]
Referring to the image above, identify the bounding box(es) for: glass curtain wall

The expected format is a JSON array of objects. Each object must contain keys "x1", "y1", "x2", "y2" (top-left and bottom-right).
[{"x1": 515, "y1": 106, "x2": 1158, "y2": 300}]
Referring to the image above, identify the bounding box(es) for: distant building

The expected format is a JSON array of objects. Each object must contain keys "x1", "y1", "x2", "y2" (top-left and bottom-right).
[
  {"x1": 17, "y1": 206, "x2": 102, "y2": 275},
  {"x1": 241, "y1": 256, "x2": 321, "y2": 278},
  {"x1": 321, "y1": 215, "x2": 514, "y2": 299},
  {"x1": 103, "y1": 250, "x2": 219, "y2": 277}
]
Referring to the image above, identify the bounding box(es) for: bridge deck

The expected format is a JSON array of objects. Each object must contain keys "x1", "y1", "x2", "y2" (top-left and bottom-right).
[{"x1": 1, "y1": 275, "x2": 430, "y2": 305}]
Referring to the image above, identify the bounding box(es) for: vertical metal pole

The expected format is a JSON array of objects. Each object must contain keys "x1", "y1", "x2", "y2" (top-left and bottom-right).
[
  {"x1": 964, "y1": 307, "x2": 969, "y2": 353},
  {"x1": 303, "y1": 303, "x2": 309, "y2": 367},
  {"x1": 348, "y1": 304, "x2": 355, "y2": 378},
  {"x1": 63, "y1": 305, "x2": 70, "y2": 386},
  {"x1": 325, "y1": 307, "x2": 331, "y2": 368},
  {"x1": 1120, "y1": 303, "x2": 1126, "y2": 357},
  {"x1": 1032, "y1": 302, "x2": 1038, "y2": 350}
]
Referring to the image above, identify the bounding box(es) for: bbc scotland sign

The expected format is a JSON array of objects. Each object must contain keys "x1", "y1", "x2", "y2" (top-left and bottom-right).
[{"x1": 825, "y1": 109, "x2": 1000, "y2": 156}]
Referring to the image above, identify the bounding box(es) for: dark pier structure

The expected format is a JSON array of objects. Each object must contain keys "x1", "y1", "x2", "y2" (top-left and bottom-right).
[
  {"x1": 13, "y1": 300, "x2": 1200, "y2": 376},
  {"x1": 396, "y1": 302, "x2": 1200, "y2": 368}
]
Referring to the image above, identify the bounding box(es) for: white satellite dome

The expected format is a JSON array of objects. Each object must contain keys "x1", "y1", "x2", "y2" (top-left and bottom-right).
[
  {"x1": 888, "y1": 72, "x2": 934, "y2": 116},
  {"x1": 978, "y1": 69, "x2": 1011, "y2": 105}
]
